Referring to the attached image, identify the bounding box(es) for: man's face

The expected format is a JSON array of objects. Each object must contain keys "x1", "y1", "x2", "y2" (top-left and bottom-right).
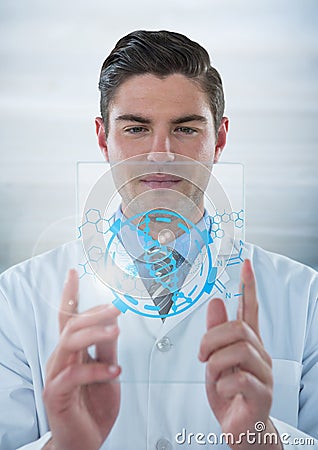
[{"x1": 96, "y1": 73, "x2": 228, "y2": 222}]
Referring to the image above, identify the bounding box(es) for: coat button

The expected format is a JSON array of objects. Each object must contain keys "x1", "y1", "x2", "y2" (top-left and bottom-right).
[
  {"x1": 156, "y1": 337, "x2": 172, "y2": 352},
  {"x1": 156, "y1": 438, "x2": 172, "y2": 449}
]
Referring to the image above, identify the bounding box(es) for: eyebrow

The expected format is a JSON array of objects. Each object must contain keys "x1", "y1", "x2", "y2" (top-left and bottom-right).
[
  {"x1": 115, "y1": 114, "x2": 151, "y2": 124},
  {"x1": 115, "y1": 114, "x2": 208, "y2": 125},
  {"x1": 172, "y1": 115, "x2": 208, "y2": 125}
]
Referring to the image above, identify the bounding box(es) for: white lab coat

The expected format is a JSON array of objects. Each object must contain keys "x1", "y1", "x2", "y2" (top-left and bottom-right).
[{"x1": 0, "y1": 237, "x2": 317, "y2": 449}]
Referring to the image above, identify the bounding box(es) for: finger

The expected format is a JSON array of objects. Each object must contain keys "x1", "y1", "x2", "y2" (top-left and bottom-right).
[
  {"x1": 96, "y1": 338, "x2": 119, "y2": 365},
  {"x1": 61, "y1": 324, "x2": 119, "y2": 354},
  {"x1": 48, "y1": 306, "x2": 120, "y2": 379},
  {"x1": 96, "y1": 311, "x2": 120, "y2": 365},
  {"x1": 206, "y1": 340, "x2": 272, "y2": 385},
  {"x1": 59, "y1": 269, "x2": 79, "y2": 333},
  {"x1": 240, "y1": 259, "x2": 261, "y2": 340},
  {"x1": 199, "y1": 298, "x2": 228, "y2": 362},
  {"x1": 44, "y1": 362, "x2": 121, "y2": 406},
  {"x1": 47, "y1": 314, "x2": 119, "y2": 379},
  {"x1": 62, "y1": 304, "x2": 120, "y2": 335},
  {"x1": 48, "y1": 324, "x2": 119, "y2": 380},
  {"x1": 215, "y1": 369, "x2": 272, "y2": 407},
  {"x1": 199, "y1": 320, "x2": 271, "y2": 364},
  {"x1": 236, "y1": 283, "x2": 245, "y2": 321},
  {"x1": 206, "y1": 298, "x2": 228, "y2": 330}
]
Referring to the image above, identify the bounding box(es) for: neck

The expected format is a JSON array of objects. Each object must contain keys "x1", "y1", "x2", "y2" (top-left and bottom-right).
[{"x1": 120, "y1": 203, "x2": 204, "y2": 242}]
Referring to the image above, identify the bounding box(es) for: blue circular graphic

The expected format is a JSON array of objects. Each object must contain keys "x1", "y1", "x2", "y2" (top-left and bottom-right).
[{"x1": 105, "y1": 209, "x2": 217, "y2": 318}]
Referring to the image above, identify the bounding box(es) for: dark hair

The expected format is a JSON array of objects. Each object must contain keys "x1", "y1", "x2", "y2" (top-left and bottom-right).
[{"x1": 99, "y1": 30, "x2": 225, "y2": 136}]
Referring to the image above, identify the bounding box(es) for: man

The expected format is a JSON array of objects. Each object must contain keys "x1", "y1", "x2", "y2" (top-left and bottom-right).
[{"x1": 0, "y1": 30, "x2": 317, "y2": 449}]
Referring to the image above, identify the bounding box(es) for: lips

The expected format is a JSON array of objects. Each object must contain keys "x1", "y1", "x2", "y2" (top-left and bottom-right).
[{"x1": 140, "y1": 174, "x2": 182, "y2": 189}]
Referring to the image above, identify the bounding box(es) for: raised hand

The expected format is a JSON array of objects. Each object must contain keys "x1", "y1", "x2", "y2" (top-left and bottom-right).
[
  {"x1": 199, "y1": 260, "x2": 281, "y2": 449},
  {"x1": 43, "y1": 269, "x2": 121, "y2": 450}
]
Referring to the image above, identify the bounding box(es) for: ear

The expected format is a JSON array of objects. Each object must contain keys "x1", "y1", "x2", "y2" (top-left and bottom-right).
[
  {"x1": 95, "y1": 117, "x2": 109, "y2": 162},
  {"x1": 214, "y1": 116, "x2": 229, "y2": 163}
]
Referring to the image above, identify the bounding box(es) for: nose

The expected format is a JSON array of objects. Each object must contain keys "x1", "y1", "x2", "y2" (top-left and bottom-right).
[{"x1": 147, "y1": 132, "x2": 175, "y2": 163}]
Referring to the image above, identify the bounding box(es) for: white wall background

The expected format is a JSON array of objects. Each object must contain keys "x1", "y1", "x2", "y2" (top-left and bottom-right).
[{"x1": 0, "y1": 0, "x2": 317, "y2": 272}]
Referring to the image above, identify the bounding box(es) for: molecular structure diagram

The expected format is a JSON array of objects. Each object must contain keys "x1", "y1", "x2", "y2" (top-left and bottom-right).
[
  {"x1": 77, "y1": 209, "x2": 112, "y2": 278},
  {"x1": 206, "y1": 209, "x2": 244, "y2": 240},
  {"x1": 78, "y1": 207, "x2": 245, "y2": 280}
]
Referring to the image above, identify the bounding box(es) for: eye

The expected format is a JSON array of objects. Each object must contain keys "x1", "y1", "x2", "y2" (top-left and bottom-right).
[
  {"x1": 175, "y1": 126, "x2": 197, "y2": 135},
  {"x1": 124, "y1": 126, "x2": 148, "y2": 134}
]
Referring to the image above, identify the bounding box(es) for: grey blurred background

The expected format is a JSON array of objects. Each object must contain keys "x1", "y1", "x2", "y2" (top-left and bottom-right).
[{"x1": 0, "y1": 0, "x2": 317, "y2": 272}]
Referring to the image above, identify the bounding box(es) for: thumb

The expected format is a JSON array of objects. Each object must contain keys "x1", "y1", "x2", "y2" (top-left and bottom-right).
[{"x1": 206, "y1": 298, "x2": 228, "y2": 330}]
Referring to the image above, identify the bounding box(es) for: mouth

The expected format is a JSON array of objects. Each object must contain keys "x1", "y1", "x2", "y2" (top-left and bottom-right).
[{"x1": 139, "y1": 174, "x2": 182, "y2": 189}]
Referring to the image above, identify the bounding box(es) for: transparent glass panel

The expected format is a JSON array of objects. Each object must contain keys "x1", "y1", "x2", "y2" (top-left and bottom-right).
[{"x1": 76, "y1": 156, "x2": 245, "y2": 383}]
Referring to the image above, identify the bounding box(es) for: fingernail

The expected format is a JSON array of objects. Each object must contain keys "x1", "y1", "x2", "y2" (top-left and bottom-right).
[
  {"x1": 65, "y1": 269, "x2": 76, "y2": 283},
  {"x1": 105, "y1": 325, "x2": 117, "y2": 333},
  {"x1": 108, "y1": 365, "x2": 118, "y2": 374},
  {"x1": 102, "y1": 304, "x2": 119, "y2": 313}
]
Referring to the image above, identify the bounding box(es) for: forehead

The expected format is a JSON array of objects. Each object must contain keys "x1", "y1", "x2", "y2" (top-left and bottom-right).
[{"x1": 109, "y1": 73, "x2": 213, "y2": 121}]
